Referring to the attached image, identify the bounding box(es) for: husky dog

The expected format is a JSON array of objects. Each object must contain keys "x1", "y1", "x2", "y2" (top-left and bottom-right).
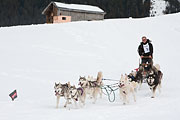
[
  {"x1": 128, "y1": 70, "x2": 143, "y2": 90},
  {"x1": 119, "y1": 74, "x2": 137, "y2": 105},
  {"x1": 54, "y1": 82, "x2": 72, "y2": 108},
  {"x1": 87, "y1": 74, "x2": 103, "y2": 98},
  {"x1": 69, "y1": 85, "x2": 86, "y2": 107},
  {"x1": 135, "y1": 63, "x2": 162, "y2": 90},
  {"x1": 78, "y1": 71, "x2": 103, "y2": 104},
  {"x1": 146, "y1": 66, "x2": 163, "y2": 98},
  {"x1": 128, "y1": 70, "x2": 137, "y2": 82}
]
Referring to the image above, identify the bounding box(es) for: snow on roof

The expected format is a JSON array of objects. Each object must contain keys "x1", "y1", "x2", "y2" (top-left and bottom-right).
[{"x1": 54, "y1": 2, "x2": 104, "y2": 13}]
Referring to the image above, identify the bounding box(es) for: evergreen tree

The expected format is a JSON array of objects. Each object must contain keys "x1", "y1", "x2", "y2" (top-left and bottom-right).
[
  {"x1": 164, "y1": 0, "x2": 180, "y2": 14},
  {"x1": 0, "y1": 0, "x2": 179, "y2": 27}
]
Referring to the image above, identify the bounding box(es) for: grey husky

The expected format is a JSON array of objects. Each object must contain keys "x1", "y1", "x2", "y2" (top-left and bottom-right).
[
  {"x1": 54, "y1": 82, "x2": 72, "y2": 108},
  {"x1": 69, "y1": 85, "x2": 86, "y2": 107},
  {"x1": 78, "y1": 71, "x2": 103, "y2": 104}
]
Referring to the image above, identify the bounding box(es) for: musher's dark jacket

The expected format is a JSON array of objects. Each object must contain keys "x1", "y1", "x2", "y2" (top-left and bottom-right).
[{"x1": 138, "y1": 39, "x2": 153, "y2": 57}]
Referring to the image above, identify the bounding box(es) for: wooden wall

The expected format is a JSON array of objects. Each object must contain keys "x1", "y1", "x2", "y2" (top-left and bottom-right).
[{"x1": 59, "y1": 9, "x2": 104, "y2": 21}]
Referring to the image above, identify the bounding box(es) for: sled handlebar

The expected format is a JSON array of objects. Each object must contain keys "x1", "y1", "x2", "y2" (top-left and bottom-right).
[{"x1": 141, "y1": 56, "x2": 152, "y2": 59}]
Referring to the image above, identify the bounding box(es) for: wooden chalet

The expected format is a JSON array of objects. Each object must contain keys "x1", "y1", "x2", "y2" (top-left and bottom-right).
[{"x1": 42, "y1": 2, "x2": 106, "y2": 23}]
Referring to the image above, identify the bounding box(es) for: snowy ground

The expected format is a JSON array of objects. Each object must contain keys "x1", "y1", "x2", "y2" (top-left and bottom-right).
[{"x1": 0, "y1": 13, "x2": 180, "y2": 120}]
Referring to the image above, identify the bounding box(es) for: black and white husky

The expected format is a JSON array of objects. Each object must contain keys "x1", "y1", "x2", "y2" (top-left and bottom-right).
[
  {"x1": 78, "y1": 71, "x2": 103, "y2": 104},
  {"x1": 69, "y1": 85, "x2": 86, "y2": 107},
  {"x1": 146, "y1": 64, "x2": 163, "y2": 98},
  {"x1": 128, "y1": 70, "x2": 143, "y2": 90},
  {"x1": 54, "y1": 82, "x2": 72, "y2": 108}
]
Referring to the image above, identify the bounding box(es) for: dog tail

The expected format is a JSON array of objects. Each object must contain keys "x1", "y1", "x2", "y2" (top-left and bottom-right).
[
  {"x1": 97, "y1": 71, "x2": 103, "y2": 83},
  {"x1": 68, "y1": 81, "x2": 71, "y2": 88},
  {"x1": 154, "y1": 64, "x2": 160, "y2": 71}
]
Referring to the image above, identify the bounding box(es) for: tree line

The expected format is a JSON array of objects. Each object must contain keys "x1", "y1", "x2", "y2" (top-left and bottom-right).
[{"x1": 0, "y1": 0, "x2": 179, "y2": 27}]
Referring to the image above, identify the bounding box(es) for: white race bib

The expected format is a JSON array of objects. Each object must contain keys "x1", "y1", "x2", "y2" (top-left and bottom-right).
[{"x1": 143, "y1": 43, "x2": 150, "y2": 53}]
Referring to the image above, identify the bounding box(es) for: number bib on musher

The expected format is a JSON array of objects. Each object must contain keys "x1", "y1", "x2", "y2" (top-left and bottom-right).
[{"x1": 143, "y1": 43, "x2": 150, "y2": 53}]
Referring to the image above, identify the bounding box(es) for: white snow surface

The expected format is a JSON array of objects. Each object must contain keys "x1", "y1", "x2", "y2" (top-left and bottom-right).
[
  {"x1": 54, "y1": 2, "x2": 104, "y2": 13},
  {"x1": 150, "y1": 0, "x2": 168, "y2": 16},
  {"x1": 1, "y1": 13, "x2": 180, "y2": 120}
]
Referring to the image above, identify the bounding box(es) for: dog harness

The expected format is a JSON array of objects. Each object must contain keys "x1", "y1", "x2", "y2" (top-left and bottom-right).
[
  {"x1": 77, "y1": 87, "x2": 84, "y2": 96},
  {"x1": 128, "y1": 75, "x2": 135, "y2": 81},
  {"x1": 71, "y1": 90, "x2": 79, "y2": 101}
]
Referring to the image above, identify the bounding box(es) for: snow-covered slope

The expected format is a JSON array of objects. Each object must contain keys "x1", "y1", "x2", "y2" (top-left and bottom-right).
[{"x1": 0, "y1": 13, "x2": 180, "y2": 120}]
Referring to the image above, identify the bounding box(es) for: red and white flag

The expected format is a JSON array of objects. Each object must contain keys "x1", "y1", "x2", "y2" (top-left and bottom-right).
[{"x1": 9, "y1": 90, "x2": 17, "y2": 101}]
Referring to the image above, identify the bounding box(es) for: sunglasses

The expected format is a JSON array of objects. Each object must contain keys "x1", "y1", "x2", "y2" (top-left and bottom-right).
[{"x1": 142, "y1": 38, "x2": 146, "y2": 41}]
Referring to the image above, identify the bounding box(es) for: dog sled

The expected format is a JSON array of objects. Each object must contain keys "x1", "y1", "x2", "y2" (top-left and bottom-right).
[{"x1": 137, "y1": 56, "x2": 154, "y2": 82}]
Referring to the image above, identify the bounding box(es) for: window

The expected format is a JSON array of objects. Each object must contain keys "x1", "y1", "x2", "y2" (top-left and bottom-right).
[{"x1": 62, "y1": 17, "x2": 66, "y2": 20}]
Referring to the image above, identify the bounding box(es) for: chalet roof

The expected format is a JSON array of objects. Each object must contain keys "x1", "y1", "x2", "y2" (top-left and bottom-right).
[{"x1": 42, "y1": 2, "x2": 105, "y2": 15}]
